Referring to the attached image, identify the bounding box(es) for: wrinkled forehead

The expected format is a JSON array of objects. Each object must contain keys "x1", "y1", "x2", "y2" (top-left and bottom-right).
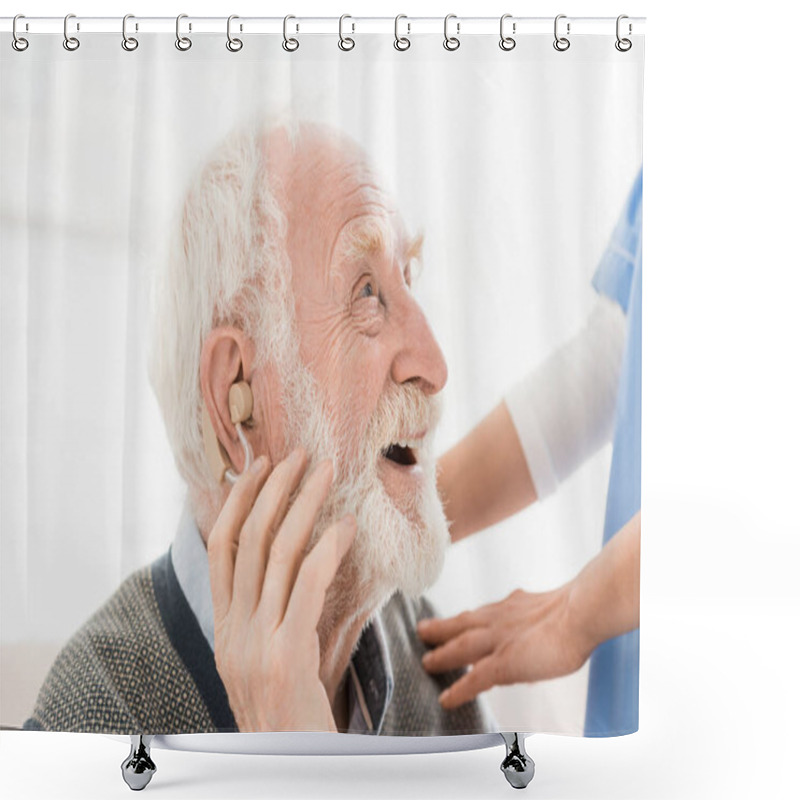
[
  {"x1": 272, "y1": 126, "x2": 393, "y2": 222},
  {"x1": 268, "y1": 125, "x2": 408, "y2": 275}
]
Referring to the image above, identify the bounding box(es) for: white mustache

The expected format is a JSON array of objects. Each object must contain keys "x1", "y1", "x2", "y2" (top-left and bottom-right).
[
  {"x1": 365, "y1": 384, "x2": 440, "y2": 453},
  {"x1": 328, "y1": 383, "x2": 441, "y2": 482}
]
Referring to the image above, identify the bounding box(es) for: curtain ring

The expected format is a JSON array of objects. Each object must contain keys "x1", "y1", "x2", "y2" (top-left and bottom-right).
[
  {"x1": 615, "y1": 15, "x2": 632, "y2": 52},
  {"x1": 338, "y1": 14, "x2": 355, "y2": 51},
  {"x1": 499, "y1": 14, "x2": 516, "y2": 51},
  {"x1": 122, "y1": 14, "x2": 139, "y2": 51},
  {"x1": 63, "y1": 13, "x2": 80, "y2": 51},
  {"x1": 394, "y1": 14, "x2": 410, "y2": 51},
  {"x1": 226, "y1": 15, "x2": 243, "y2": 52},
  {"x1": 12, "y1": 15, "x2": 29, "y2": 52},
  {"x1": 443, "y1": 14, "x2": 460, "y2": 51},
  {"x1": 283, "y1": 15, "x2": 299, "y2": 52},
  {"x1": 175, "y1": 14, "x2": 192, "y2": 51},
  {"x1": 553, "y1": 14, "x2": 570, "y2": 52}
]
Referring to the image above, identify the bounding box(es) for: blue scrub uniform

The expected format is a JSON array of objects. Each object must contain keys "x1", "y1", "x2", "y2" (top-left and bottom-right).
[{"x1": 584, "y1": 169, "x2": 643, "y2": 736}]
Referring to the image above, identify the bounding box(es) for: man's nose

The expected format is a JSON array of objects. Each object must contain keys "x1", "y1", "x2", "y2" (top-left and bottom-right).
[{"x1": 390, "y1": 297, "x2": 448, "y2": 395}]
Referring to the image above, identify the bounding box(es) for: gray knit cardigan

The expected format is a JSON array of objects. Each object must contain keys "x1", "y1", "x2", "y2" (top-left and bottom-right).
[{"x1": 23, "y1": 550, "x2": 496, "y2": 737}]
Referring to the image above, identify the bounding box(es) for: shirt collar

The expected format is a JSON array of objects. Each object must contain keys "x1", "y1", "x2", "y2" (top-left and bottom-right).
[
  {"x1": 170, "y1": 496, "x2": 394, "y2": 734},
  {"x1": 171, "y1": 498, "x2": 216, "y2": 653}
]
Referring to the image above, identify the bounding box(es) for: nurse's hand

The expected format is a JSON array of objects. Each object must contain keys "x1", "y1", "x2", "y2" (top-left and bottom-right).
[
  {"x1": 207, "y1": 447, "x2": 357, "y2": 732},
  {"x1": 417, "y1": 584, "x2": 592, "y2": 709},
  {"x1": 419, "y1": 511, "x2": 641, "y2": 709}
]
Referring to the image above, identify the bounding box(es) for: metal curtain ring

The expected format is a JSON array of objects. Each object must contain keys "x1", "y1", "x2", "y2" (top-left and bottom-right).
[
  {"x1": 443, "y1": 14, "x2": 460, "y2": 51},
  {"x1": 553, "y1": 14, "x2": 570, "y2": 52},
  {"x1": 499, "y1": 13, "x2": 516, "y2": 51},
  {"x1": 338, "y1": 14, "x2": 355, "y2": 51},
  {"x1": 122, "y1": 14, "x2": 138, "y2": 51},
  {"x1": 227, "y1": 15, "x2": 243, "y2": 52},
  {"x1": 12, "y1": 14, "x2": 29, "y2": 51},
  {"x1": 63, "y1": 13, "x2": 80, "y2": 51},
  {"x1": 283, "y1": 15, "x2": 299, "y2": 51},
  {"x1": 394, "y1": 14, "x2": 410, "y2": 51},
  {"x1": 615, "y1": 14, "x2": 632, "y2": 52},
  {"x1": 175, "y1": 14, "x2": 192, "y2": 50}
]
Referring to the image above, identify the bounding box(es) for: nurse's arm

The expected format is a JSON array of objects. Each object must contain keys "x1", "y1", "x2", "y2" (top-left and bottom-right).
[
  {"x1": 569, "y1": 510, "x2": 641, "y2": 652},
  {"x1": 437, "y1": 400, "x2": 536, "y2": 543},
  {"x1": 437, "y1": 296, "x2": 625, "y2": 545}
]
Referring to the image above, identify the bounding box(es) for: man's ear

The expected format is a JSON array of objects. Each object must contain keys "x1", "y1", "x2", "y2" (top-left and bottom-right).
[{"x1": 200, "y1": 327, "x2": 254, "y2": 480}]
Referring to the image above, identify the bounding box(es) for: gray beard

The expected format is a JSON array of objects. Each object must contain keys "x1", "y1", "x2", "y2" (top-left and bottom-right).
[{"x1": 277, "y1": 357, "x2": 450, "y2": 663}]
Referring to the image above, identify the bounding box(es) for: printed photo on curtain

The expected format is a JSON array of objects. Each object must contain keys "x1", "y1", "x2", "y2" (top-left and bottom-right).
[{"x1": 0, "y1": 16, "x2": 644, "y2": 777}]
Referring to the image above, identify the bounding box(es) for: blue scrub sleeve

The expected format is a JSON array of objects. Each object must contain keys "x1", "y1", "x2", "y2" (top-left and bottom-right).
[{"x1": 591, "y1": 169, "x2": 643, "y2": 313}]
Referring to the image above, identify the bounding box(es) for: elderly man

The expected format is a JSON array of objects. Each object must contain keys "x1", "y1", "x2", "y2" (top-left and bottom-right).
[{"x1": 23, "y1": 118, "x2": 495, "y2": 737}]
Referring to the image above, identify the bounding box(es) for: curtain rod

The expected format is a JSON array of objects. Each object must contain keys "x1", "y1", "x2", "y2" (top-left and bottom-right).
[{"x1": 1, "y1": 16, "x2": 646, "y2": 36}]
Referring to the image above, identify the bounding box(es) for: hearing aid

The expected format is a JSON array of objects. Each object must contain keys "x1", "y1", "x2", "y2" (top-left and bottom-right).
[{"x1": 201, "y1": 380, "x2": 255, "y2": 484}]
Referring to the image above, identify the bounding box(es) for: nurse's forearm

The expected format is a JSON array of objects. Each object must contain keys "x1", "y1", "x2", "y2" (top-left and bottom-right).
[
  {"x1": 568, "y1": 511, "x2": 641, "y2": 653},
  {"x1": 437, "y1": 400, "x2": 537, "y2": 543}
]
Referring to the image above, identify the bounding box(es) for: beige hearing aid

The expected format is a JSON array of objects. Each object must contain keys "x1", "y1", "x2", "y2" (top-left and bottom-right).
[{"x1": 201, "y1": 380, "x2": 254, "y2": 484}]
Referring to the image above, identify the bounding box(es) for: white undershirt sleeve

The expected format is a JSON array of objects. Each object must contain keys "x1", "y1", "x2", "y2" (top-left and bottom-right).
[{"x1": 503, "y1": 294, "x2": 627, "y2": 501}]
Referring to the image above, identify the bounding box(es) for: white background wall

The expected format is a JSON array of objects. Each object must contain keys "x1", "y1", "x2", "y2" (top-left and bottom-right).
[{"x1": 1, "y1": 1, "x2": 799, "y2": 799}]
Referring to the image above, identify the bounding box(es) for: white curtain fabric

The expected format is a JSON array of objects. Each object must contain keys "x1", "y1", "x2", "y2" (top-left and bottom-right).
[{"x1": 1, "y1": 31, "x2": 643, "y2": 733}]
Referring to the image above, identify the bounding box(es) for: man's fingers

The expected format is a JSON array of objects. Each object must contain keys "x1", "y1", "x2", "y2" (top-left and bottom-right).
[
  {"x1": 281, "y1": 516, "x2": 357, "y2": 637},
  {"x1": 258, "y1": 459, "x2": 335, "y2": 628},
  {"x1": 438, "y1": 655, "x2": 504, "y2": 710},
  {"x1": 207, "y1": 453, "x2": 272, "y2": 623},
  {"x1": 229, "y1": 447, "x2": 308, "y2": 617},
  {"x1": 421, "y1": 627, "x2": 494, "y2": 674},
  {"x1": 416, "y1": 608, "x2": 487, "y2": 646}
]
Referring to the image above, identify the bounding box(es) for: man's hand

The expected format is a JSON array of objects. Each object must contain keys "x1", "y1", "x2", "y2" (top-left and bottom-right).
[
  {"x1": 417, "y1": 584, "x2": 591, "y2": 710},
  {"x1": 207, "y1": 447, "x2": 357, "y2": 732}
]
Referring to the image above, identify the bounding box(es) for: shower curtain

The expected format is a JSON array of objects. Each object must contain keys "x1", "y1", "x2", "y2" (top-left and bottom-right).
[{"x1": 1, "y1": 17, "x2": 644, "y2": 742}]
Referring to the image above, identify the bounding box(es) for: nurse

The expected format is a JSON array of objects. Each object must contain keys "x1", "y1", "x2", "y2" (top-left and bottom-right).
[{"x1": 418, "y1": 169, "x2": 643, "y2": 736}]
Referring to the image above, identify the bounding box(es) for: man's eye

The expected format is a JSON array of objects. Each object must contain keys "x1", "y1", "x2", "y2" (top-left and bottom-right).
[{"x1": 359, "y1": 281, "x2": 375, "y2": 299}]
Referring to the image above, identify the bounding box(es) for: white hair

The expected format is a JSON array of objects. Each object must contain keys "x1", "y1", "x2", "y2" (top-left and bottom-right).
[
  {"x1": 147, "y1": 116, "x2": 450, "y2": 650},
  {"x1": 147, "y1": 115, "x2": 300, "y2": 531}
]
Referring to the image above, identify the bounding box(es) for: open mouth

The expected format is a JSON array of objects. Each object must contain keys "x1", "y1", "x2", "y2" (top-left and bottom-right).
[{"x1": 381, "y1": 436, "x2": 425, "y2": 467}]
